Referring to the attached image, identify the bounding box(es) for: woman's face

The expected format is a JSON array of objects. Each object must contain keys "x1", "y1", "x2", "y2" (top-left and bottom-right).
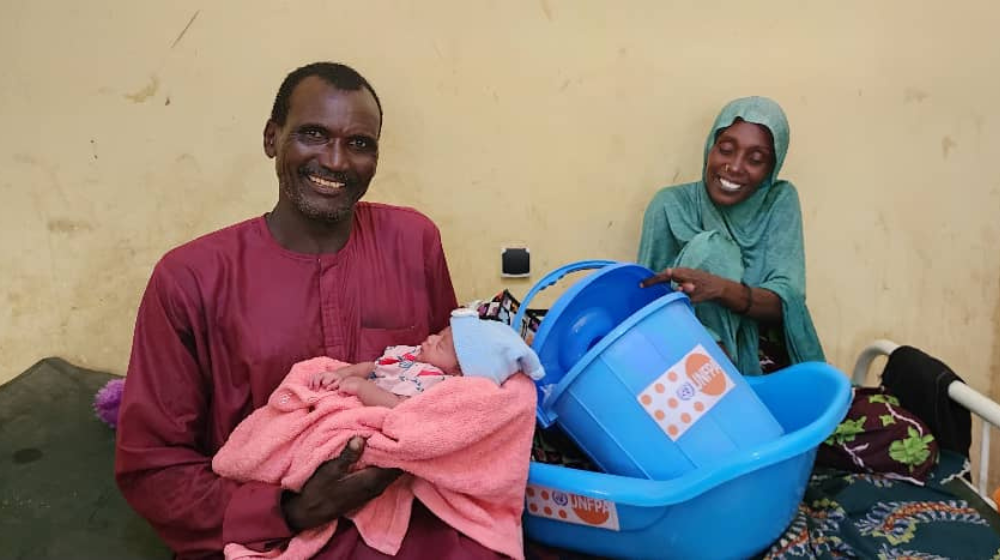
[{"x1": 704, "y1": 119, "x2": 775, "y2": 207}]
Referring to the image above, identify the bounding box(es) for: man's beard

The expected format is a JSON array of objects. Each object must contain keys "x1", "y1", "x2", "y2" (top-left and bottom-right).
[{"x1": 281, "y1": 168, "x2": 364, "y2": 223}]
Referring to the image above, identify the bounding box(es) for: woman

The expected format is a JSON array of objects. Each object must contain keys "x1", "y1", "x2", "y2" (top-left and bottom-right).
[{"x1": 638, "y1": 96, "x2": 824, "y2": 375}]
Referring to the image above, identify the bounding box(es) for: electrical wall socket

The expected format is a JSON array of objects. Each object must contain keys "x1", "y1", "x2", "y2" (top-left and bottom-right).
[{"x1": 501, "y1": 247, "x2": 530, "y2": 278}]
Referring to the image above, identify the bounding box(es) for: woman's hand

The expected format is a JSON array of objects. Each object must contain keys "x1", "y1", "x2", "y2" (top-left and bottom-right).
[
  {"x1": 640, "y1": 267, "x2": 783, "y2": 322},
  {"x1": 640, "y1": 267, "x2": 728, "y2": 303}
]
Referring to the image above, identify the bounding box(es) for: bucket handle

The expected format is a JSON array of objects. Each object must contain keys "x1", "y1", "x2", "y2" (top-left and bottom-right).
[
  {"x1": 510, "y1": 259, "x2": 617, "y2": 339},
  {"x1": 512, "y1": 259, "x2": 616, "y2": 429}
]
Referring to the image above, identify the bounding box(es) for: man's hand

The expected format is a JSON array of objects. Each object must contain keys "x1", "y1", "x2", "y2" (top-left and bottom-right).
[{"x1": 281, "y1": 436, "x2": 402, "y2": 531}]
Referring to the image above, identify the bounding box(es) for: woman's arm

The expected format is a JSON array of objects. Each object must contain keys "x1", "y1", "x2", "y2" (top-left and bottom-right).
[
  {"x1": 717, "y1": 277, "x2": 783, "y2": 323},
  {"x1": 641, "y1": 267, "x2": 783, "y2": 323}
]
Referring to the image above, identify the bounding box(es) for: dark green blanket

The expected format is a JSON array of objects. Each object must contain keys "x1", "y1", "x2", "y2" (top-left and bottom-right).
[
  {"x1": 0, "y1": 358, "x2": 169, "y2": 559},
  {"x1": 761, "y1": 452, "x2": 1000, "y2": 559}
]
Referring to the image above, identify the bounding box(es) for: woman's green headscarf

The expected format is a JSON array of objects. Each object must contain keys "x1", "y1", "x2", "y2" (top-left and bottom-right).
[{"x1": 637, "y1": 96, "x2": 825, "y2": 375}]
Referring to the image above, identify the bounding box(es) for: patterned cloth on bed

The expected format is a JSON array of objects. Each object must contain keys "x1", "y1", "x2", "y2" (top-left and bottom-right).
[
  {"x1": 761, "y1": 451, "x2": 1000, "y2": 559},
  {"x1": 817, "y1": 386, "x2": 939, "y2": 485}
]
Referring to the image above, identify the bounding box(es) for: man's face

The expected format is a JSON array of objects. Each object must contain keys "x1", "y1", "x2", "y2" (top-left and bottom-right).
[{"x1": 264, "y1": 76, "x2": 381, "y2": 223}]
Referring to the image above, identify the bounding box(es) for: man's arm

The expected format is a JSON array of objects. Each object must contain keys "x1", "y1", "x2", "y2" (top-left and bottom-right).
[
  {"x1": 116, "y1": 261, "x2": 402, "y2": 556},
  {"x1": 115, "y1": 262, "x2": 295, "y2": 558}
]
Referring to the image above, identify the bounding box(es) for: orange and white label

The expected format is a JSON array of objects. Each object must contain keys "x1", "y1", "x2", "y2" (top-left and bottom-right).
[
  {"x1": 525, "y1": 484, "x2": 620, "y2": 531},
  {"x1": 637, "y1": 344, "x2": 734, "y2": 441}
]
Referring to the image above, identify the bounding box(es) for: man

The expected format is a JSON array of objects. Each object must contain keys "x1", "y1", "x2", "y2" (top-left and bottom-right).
[{"x1": 116, "y1": 62, "x2": 501, "y2": 559}]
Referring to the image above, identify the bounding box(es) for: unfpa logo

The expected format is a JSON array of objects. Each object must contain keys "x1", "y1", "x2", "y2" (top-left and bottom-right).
[
  {"x1": 570, "y1": 495, "x2": 612, "y2": 525},
  {"x1": 525, "y1": 485, "x2": 621, "y2": 531},
  {"x1": 684, "y1": 352, "x2": 727, "y2": 396},
  {"x1": 639, "y1": 345, "x2": 735, "y2": 441}
]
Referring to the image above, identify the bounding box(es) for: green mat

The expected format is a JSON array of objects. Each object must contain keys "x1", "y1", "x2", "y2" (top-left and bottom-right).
[{"x1": 0, "y1": 358, "x2": 169, "y2": 559}]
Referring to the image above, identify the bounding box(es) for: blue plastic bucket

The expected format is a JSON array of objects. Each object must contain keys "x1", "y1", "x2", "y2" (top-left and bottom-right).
[{"x1": 513, "y1": 260, "x2": 784, "y2": 480}]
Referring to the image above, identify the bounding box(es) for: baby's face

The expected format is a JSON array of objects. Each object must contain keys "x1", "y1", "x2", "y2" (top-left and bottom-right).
[{"x1": 419, "y1": 327, "x2": 461, "y2": 375}]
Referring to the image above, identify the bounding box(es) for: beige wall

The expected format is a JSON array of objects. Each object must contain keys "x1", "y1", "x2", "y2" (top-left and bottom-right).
[{"x1": 2, "y1": 0, "x2": 999, "y2": 474}]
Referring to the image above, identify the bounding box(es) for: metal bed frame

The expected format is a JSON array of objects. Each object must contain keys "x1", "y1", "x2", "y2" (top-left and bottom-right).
[{"x1": 852, "y1": 339, "x2": 1000, "y2": 503}]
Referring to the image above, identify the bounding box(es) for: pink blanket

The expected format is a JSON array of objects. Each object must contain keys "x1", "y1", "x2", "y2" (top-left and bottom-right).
[{"x1": 213, "y1": 357, "x2": 536, "y2": 560}]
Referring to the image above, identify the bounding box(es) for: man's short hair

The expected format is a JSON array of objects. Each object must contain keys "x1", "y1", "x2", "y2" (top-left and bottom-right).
[{"x1": 270, "y1": 62, "x2": 383, "y2": 130}]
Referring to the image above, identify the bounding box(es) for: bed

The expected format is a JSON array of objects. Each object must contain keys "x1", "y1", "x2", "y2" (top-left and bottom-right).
[
  {"x1": 756, "y1": 340, "x2": 1000, "y2": 559},
  {"x1": 0, "y1": 358, "x2": 170, "y2": 559}
]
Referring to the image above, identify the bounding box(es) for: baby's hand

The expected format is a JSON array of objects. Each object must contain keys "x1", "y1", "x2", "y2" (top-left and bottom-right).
[
  {"x1": 309, "y1": 367, "x2": 352, "y2": 391},
  {"x1": 337, "y1": 376, "x2": 367, "y2": 396}
]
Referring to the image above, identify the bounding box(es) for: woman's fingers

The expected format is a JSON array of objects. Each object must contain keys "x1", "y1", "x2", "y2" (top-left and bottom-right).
[
  {"x1": 641, "y1": 268, "x2": 711, "y2": 303},
  {"x1": 639, "y1": 268, "x2": 673, "y2": 288},
  {"x1": 667, "y1": 267, "x2": 699, "y2": 282}
]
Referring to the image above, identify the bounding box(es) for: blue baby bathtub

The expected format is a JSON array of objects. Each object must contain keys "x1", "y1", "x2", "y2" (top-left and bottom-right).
[{"x1": 523, "y1": 362, "x2": 851, "y2": 559}]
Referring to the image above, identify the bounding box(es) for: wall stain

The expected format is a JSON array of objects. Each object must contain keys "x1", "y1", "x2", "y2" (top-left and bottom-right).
[
  {"x1": 904, "y1": 87, "x2": 929, "y2": 103},
  {"x1": 175, "y1": 152, "x2": 200, "y2": 167},
  {"x1": 941, "y1": 135, "x2": 957, "y2": 159},
  {"x1": 431, "y1": 40, "x2": 447, "y2": 62},
  {"x1": 12, "y1": 448, "x2": 43, "y2": 464},
  {"x1": 875, "y1": 211, "x2": 889, "y2": 235},
  {"x1": 558, "y1": 79, "x2": 571, "y2": 92},
  {"x1": 47, "y1": 219, "x2": 94, "y2": 234},
  {"x1": 170, "y1": 10, "x2": 200, "y2": 50},
  {"x1": 539, "y1": 0, "x2": 554, "y2": 22},
  {"x1": 12, "y1": 153, "x2": 67, "y2": 203},
  {"x1": 124, "y1": 76, "x2": 160, "y2": 104}
]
